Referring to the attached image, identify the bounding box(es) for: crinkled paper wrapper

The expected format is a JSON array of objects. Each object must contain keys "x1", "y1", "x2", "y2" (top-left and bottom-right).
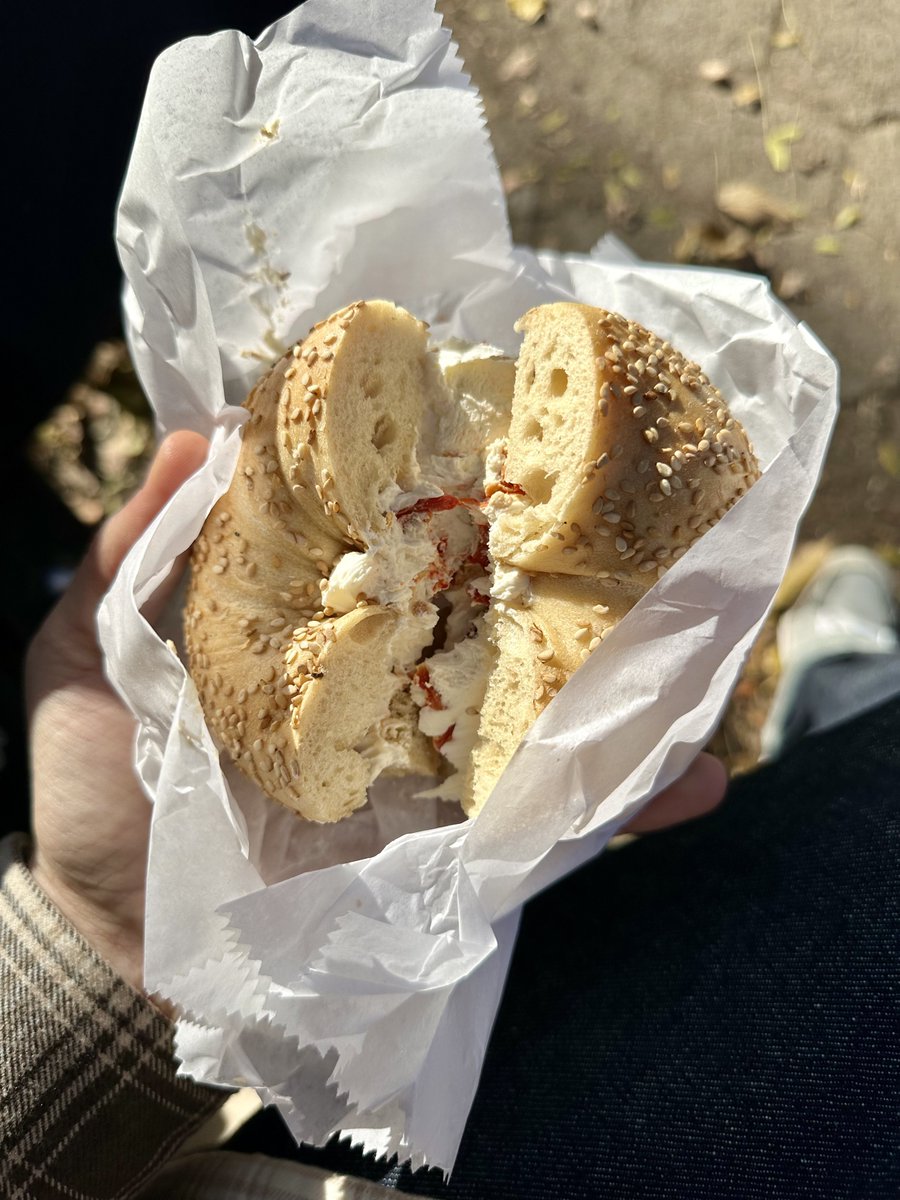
[{"x1": 100, "y1": 0, "x2": 838, "y2": 1173}]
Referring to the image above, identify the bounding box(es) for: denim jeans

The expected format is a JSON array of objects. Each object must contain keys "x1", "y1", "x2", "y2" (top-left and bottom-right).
[{"x1": 230, "y1": 691, "x2": 900, "y2": 1198}]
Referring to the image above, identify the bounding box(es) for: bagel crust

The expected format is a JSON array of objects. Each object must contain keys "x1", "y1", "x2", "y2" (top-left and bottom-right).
[{"x1": 186, "y1": 301, "x2": 759, "y2": 822}]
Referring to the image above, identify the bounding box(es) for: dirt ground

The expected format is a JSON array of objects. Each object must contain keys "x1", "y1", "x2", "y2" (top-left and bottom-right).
[
  {"x1": 437, "y1": 0, "x2": 900, "y2": 555},
  {"x1": 25, "y1": 0, "x2": 899, "y2": 777}
]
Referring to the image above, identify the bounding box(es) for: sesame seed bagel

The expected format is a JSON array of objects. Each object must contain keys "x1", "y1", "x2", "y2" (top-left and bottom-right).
[
  {"x1": 185, "y1": 301, "x2": 453, "y2": 822},
  {"x1": 455, "y1": 303, "x2": 760, "y2": 815},
  {"x1": 489, "y1": 304, "x2": 759, "y2": 577},
  {"x1": 186, "y1": 299, "x2": 758, "y2": 824}
]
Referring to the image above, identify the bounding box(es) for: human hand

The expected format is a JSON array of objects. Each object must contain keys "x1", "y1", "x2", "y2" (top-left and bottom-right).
[
  {"x1": 26, "y1": 424, "x2": 725, "y2": 995},
  {"x1": 27, "y1": 431, "x2": 208, "y2": 993},
  {"x1": 623, "y1": 753, "x2": 727, "y2": 833}
]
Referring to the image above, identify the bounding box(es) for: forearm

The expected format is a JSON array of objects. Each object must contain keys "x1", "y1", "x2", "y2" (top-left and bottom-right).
[{"x1": 0, "y1": 834, "x2": 225, "y2": 1200}]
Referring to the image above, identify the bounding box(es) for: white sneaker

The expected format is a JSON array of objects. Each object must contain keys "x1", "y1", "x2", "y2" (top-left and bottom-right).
[{"x1": 760, "y1": 546, "x2": 898, "y2": 759}]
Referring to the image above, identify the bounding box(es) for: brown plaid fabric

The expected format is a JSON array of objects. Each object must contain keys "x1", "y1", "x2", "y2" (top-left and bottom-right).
[{"x1": 0, "y1": 834, "x2": 225, "y2": 1200}]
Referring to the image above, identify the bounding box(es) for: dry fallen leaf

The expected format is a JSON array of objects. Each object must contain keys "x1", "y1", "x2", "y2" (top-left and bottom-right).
[
  {"x1": 555, "y1": 152, "x2": 592, "y2": 183},
  {"x1": 877, "y1": 442, "x2": 900, "y2": 479},
  {"x1": 698, "y1": 58, "x2": 731, "y2": 85},
  {"x1": 834, "y1": 204, "x2": 862, "y2": 231},
  {"x1": 732, "y1": 81, "x2": 762, "y2": 109},
  {"x1": 498, "y1": 45, "x2": 539, "y2": 81},
  {"x1": 716, "y1": 181, "x2": 802, "y2": 227},
  {"x1": 771, "y1": 28, "x2": 801, "y2": 49},
  {"x1": 776, "y1": 268, "x2": 809, "y2": 302},
  {"x1": 517, "y1": 84, "x2": 539, "y2": 112},
  {"x1": 814, "y1": 234, "x2": 842, "y2": 256},
  {"x1": 575, "y1": 0, "x2": 599, "y2": 27},
  {"x1": 764, "y1": 123, "x2": 802, "y2": 173},
  {"x1": 674, "y1": 222, "x2": 759, "y2": 267},
  {"x1": 506, "y1": 0, "x2": 547, "y2": 23},
  {"x1": 842, "y1": 168, "x2": 867, "y2": 199},
  {"x1": 30, "y1": 341, "x2": 153, "y2": 525},
  {"x1": 538, "y1": 108, "x2": 569, "y2": 134},
  {"x1": 649, "y1": 206, "x2": 678, "y2": 230}
]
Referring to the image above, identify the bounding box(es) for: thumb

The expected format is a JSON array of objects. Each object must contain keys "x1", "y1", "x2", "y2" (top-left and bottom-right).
[
  {"x1": 94, "y1": 431, "x2": 209, "y2": 588},
  {"x1": 49, "y1": 431, "x2": 209, "y2": 650}
]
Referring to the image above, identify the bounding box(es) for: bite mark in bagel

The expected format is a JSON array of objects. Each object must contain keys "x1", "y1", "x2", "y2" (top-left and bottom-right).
[{"x1": 185, "y1": 300, "x2": 759, "y2": 823}]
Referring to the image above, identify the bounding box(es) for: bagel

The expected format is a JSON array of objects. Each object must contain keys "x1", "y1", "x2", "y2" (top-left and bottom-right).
[{"x1": 185, "y1": 300, "x2": 759, "y2": 822}]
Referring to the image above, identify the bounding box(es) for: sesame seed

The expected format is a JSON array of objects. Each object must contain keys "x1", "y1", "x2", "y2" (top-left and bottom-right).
[
  {"x1": 639, "y1": 560, "x2": 657, "y2": 572},
  {"x1": 588, "y1": 636, "x2": 601, "y2": 652},
  {"x1": 615, "y1": 536, "x2": 627, "y2": 552},
  {"x1": 632, "y1": 405, "x2": 646, "y2": 418},
  {"x1": 642, "y1": 428, "x2": 659, "y2": 444},
  {"x1": 656, "y1": 462, "x2": 673, "y2": 477},
  {"x1": 603, "y1": 512, "x2": 622, "y2": 524},
  {"x1": 648, "y1": 491, "x2": 665, "y2": 504}
]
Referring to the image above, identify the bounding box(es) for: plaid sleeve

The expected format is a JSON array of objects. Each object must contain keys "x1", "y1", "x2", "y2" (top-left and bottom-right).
[{"x1": 0, "y1": 834, "x2": 227, "y2": 1200}]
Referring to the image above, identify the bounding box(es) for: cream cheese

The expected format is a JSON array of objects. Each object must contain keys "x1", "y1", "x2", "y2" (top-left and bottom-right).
[
  {"x1": 323, "y1": 522, "x2": 437, "y2": 614},
  {"x1": 412, "y1": 630, "x2": 492, "y2": 800},
  {"x1": 435, "y1": 339, "x2": 507, "y2": 373},
  {"x1": 327, "y1": 337, "x2": 516, "y2": 801},
  {"x1": 423, "y1": 340, "x2": 514, "y2": 496},
  {"x1": 490, "y1": 560, "x2": 532, "y2": 610}
]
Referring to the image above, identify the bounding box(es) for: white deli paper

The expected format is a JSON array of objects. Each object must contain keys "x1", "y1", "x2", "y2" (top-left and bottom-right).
[{"x1": 100, "y1": 0, "x2": 838, "y2": 1173}]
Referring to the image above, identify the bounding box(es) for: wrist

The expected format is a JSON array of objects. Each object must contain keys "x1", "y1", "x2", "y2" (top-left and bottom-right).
[{"x1": 30, "y1": 855, "x2": 146, "y2": 994}]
